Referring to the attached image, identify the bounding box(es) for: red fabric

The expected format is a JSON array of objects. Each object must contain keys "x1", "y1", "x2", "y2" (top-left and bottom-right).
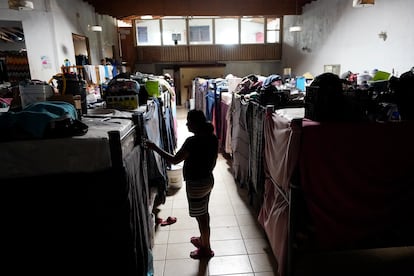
[
  {"x1": 299, "y1": 119, "x2": 414, "y2": 249},
  {"x1": 212, "y1": 101, "x2": 229, "y2": 152},
  {"x1": 0, "y1": 97, "x2": 13, "y2": 105},
  {"x1": 258, "y1": 111, "x2": 303, "y2": 276},
  {"x1": 258, "y1": 178, "x2": 288, "y2": 276}
]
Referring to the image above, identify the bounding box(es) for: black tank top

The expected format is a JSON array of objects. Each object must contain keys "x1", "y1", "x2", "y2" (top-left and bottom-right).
[{"x1": 182, "y1": 133, "x2": 218, "y2": 181}]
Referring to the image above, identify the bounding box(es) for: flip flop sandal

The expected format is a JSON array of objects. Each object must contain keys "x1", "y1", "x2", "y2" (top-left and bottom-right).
[
  {"x1": 190, "y1": 236, "x2": 202, "y2": 248},
  {"x1": 160, "y1": 216, "x2": 177, "y2": 226},
  {"x1": 190, "y1": 248, "x2": 214, "y2": 259}
]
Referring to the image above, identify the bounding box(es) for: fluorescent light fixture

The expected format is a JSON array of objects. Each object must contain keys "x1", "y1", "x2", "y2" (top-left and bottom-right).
[
  {"x1": 141, "y1": 15, "x2": 153, "y2": 20},
  {"x1": 289, "y1": 26, "x2": 302, "y2": 32}
]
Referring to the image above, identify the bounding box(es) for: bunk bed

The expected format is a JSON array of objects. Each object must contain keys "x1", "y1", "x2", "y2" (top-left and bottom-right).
[
  {"x1": 208, "y1": 70, "x2": 414, "y2": 275},
  {"x1": 214, "y1": 77, "x2": 239, "y2": 155},
  {"x1": 0, "y1": 97, "x2": 175, "y2": 275},
  {"x1": 258, "y1": 107, "x2": 414, "y2": 276},
  {"x1": 192, "y1": 76, "x2": 239, "y2": 153}
]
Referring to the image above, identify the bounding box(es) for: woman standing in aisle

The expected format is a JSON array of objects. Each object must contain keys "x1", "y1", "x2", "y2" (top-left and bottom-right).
[{"x1": 144, "y1": 109, "x2": 218, "y2": 259}]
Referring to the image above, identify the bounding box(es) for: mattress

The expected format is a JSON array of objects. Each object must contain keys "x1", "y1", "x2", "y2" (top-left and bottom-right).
[{"x1": 0, "y1": 110, "x2": 136, "y2": 178}]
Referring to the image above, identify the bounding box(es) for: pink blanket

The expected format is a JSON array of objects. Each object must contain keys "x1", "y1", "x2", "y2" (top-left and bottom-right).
[{"x1": 258, "y1": 110, "x2": 302, "y2": 276}]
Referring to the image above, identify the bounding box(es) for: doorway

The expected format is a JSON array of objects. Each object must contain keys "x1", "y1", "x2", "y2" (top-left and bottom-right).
[
  {"x1": 179, "y1": 66, "x2": 225, "y2": 107},
  {"x1": 72, "y1": 33, "x2": 91, "y2": 66}
]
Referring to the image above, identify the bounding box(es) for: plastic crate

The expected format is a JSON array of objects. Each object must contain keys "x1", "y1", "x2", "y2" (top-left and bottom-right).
[{"x1": 19, "y1": 81, "x2": 54, "y2": 108}]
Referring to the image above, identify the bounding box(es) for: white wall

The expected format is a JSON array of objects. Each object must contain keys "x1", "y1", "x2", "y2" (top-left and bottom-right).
[
  {"x1": 223, "y1": 61, "x2": 282, "y2": 78},
  {"x1": 0, "y1": 0, "x2": 119, "y2": 83},
  {"x1": 282, "y1": 0, "x2": 414, "y2": 78}
]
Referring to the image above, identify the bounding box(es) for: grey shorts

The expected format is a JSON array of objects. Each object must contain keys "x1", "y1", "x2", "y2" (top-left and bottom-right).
[{"x1": 186, "y1": 176, "x2": 214, "y2": 217}]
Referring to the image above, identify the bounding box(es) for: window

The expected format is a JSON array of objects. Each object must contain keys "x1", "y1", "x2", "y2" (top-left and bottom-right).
[
  {"x1": 137, "y1": 27, "x2": 148, "y2": 43},
  {"x1": 135, "y1": 19, "x2": 161, "y2": 46},
  {"x1": 161, "y1": 18, "x2": 187, "y2": 45},
  {"x1": 215, "y1": 18, "x2": 239, "y2": 45},
  {"x1": 189, "y1": 26, "x2": 210, "y2": 42},
  {"x1": 266, "y1": 17, "x2": 281, "y2": 43},
  {"x1": 188, "y1": 18, "x2": 213, "y2": 45},
  {"x1": 135, "y1": 16, "x2": 281, "y2": 46},
  {"x1": 240, "y1": 17, "x2": 265, "y2": 44}
]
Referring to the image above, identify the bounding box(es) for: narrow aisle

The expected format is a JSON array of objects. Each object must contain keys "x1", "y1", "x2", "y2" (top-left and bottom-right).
[{"x1": 152, "y1": 106, "x2": 278, "y2": 276}]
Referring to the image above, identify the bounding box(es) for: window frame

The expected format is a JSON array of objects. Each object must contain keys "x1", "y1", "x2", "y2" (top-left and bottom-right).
[{"x1": 134, "y1": 16, "x2": 282, "y2": 46}]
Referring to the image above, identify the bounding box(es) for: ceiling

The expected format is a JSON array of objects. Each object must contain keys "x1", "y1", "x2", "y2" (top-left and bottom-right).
[
  {"x1": 0, "y1": 0, "x2": 315, "y2": 43},
  {"x1": 84, "y1": 0, "x2": 316, "y2": 20},
  {"x1": 0, "y1": 0, "x2": 315, "y2": 44}
]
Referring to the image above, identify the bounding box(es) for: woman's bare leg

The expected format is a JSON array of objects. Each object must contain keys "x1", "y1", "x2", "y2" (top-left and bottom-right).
[{"x1": 196, "y1": 213, "x2": 211, "y2": 250}]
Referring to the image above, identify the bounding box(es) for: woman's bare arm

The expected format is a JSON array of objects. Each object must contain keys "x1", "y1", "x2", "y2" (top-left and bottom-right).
[{"x1": 144, "y1": 140, "x2": 188, "y2": 164}]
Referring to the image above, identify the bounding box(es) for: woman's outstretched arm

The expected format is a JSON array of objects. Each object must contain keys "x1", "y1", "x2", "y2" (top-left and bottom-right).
[{"x1": 144, "y1": 139, "x2": 188, "y2": 164}]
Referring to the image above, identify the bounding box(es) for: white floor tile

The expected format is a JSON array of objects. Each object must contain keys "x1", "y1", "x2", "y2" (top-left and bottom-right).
[
  {"x1": 151, "y1": 107, "x2": 277, "y2": 276},
  {"x1": 208, "y1": 255, "x2": 253, "y2": 275}
]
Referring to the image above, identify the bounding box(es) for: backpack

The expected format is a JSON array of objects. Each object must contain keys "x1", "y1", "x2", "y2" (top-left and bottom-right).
[
  {"x1": 0, "y1": 101, "x2": 88, "y2": 141},
  {"x1": 305, "y1": 73, "x2": 346, "y2": 121},
  {"x1": 394, "y1": 69, "x2": 414, "y2": 120},
  {"x1": 305, "y1": 73, "x2": 366, "y2": 122}
]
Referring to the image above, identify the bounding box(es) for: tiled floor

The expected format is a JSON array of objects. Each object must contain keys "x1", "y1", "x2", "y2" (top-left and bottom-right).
[
  {"x1": 151, "y1": 106, "x2": 278, "y2": 276},
  {"x1": 151, "y1": 106, "x2": 414, "y2": 276}
]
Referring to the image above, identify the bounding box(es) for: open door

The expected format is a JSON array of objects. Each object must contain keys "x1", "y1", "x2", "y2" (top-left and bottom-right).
[
  {"x1": 72, "y1": 33, "x2": 91, "y2": 65},
  {"x1": 119, "y1": 26, "x2": 137, "y2": 72}
]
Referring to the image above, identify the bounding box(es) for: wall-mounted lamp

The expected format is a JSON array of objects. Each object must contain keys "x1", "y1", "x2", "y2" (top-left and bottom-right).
[
  {"x1": 378, "y1": 31, "x2": 387, "y2": 41},
  {"x1": 289, "y1": 26, "x2": 302, "y2": 32},
  {"x1": 88, "y1": 25, "x2": 102, "y2": 32},
  {"x1": 172, "y1": 33, "x2": 181, "y2": 45},
  {"x1": 302, "y1": 46, "x2": 312, "y2": 53},
  {"x1": 353, "y1": 0, "x2": 375, "y2": 8}
]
